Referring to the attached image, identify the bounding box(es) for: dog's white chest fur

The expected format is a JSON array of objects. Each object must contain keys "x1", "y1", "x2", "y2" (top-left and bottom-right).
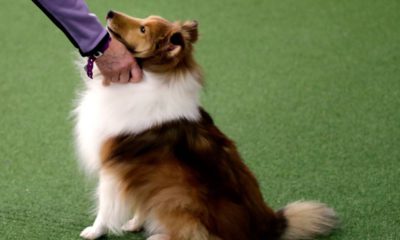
[{"x1": 73, "y1": 70, "x2": 201, "y2": 175}]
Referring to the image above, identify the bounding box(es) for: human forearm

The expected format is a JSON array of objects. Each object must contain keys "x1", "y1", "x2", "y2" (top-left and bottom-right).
[{"x1": 33, "y1": 0, "x2": 109, "y2": 56}]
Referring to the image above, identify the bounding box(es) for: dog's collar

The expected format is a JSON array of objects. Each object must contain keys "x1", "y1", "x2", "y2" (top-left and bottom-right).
[{"x1": 84, "y1": 37, "x2": 111, "y2": 79}]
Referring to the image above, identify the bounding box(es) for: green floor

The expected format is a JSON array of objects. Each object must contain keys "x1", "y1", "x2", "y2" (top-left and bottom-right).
[{"x1": 1, "y1": 0, "x2": 399, "y2": 239}]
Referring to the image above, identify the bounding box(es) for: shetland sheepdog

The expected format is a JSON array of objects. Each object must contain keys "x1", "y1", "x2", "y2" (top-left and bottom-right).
[{"x1": 74, "y1": 11, "x2": 338, "y2": 240}]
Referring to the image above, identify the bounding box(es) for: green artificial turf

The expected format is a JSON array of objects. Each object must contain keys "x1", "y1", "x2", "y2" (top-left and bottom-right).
[{"x1": 1, "y1": 0, "x2": 400, "y2": 239}]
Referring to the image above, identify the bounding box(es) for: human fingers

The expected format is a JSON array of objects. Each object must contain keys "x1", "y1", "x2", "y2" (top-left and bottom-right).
[
  {"x1": 102, "y1": 77, "x2": 111, "y2": 86},
  {"x1": 101, "y1": 73, "x2": 112, "y2": 86},
  {"x1": 129, "y1": 65, "x2": 143, "y2": 83},
  {"x1": 119, "y1": 69, "x2": 130, "y2": 83},
  {"x1": 111, "y1": 73, "x2": 120, "y2": 83}
]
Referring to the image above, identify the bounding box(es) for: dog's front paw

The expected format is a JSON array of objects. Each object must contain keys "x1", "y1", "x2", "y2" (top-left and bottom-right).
[{"x1": 80, "y1": 226, "x2": 106, "y2": 239}]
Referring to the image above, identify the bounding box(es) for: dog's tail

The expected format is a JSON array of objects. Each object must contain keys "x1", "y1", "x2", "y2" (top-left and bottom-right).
[{"x1": 276, "y1": 201, "x2": 338, "y2": 240}]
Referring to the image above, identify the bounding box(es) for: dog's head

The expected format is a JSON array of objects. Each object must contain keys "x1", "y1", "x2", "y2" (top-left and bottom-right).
[{"x1": 106, "y1": 11, "x2": 198, "y2": 72}]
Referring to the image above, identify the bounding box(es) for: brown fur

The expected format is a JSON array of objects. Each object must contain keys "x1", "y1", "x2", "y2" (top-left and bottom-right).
[
  {"x1": 108, "y1": 12, "x2": 201, "y2": 78},
  {"x1": 101, "y1": 109, "x2": 286, "y2": 240},
  {"x1": 97, "y1": 11, "x2": 337, "y2": 240}
]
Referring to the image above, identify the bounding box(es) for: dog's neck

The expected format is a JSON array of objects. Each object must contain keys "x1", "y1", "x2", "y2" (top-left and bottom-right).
[
  {"x1": 141, "y1": 67, "x2": 203, "y2": 119},
  {"x1": 139, "y1": 51, "x2": 203, "y2": 85},
  {"x1": 84, "y1": 54, "x2": 203, "y2": 133}
]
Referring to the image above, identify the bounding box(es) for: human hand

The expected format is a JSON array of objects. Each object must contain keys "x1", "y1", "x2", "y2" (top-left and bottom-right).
[{"x1": 95, "y1": 37, "x2": 142, "y2": 86}]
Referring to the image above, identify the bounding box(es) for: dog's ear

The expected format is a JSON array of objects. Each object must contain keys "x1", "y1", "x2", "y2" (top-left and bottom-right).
[
  {"x1": 165, "y1": 21, "x2": 198, "y2": 58},
  {"x1": 166, "y1": 31, "x2": 184, "y2": 58},
  {"x1": 182, "y1": 20, "x2": 198, "y2": 43}
]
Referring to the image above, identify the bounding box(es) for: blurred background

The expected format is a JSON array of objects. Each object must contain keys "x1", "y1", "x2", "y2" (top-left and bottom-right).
[{"x1": 0, "y1": 0, "x2": 399, "y2": 239}]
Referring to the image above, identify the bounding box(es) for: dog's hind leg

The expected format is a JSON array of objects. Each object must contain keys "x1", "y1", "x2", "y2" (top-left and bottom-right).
[
  {"x1": 122, "y1": 214, "x2": 144, "y2": 232},
  {"x1": 146, "y1": 233, "x2": 220, "y2": 240},
  {"x1": 147, "y1": 234, "x2": 171, "y2": 240},
  {"x1": 153, "y1": 212, "x2": 210, "y2": 240}
]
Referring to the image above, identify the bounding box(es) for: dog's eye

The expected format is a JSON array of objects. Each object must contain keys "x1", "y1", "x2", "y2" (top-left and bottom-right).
[{"x1": 140, "y1": 26, "x2": 146, "y2": 34}]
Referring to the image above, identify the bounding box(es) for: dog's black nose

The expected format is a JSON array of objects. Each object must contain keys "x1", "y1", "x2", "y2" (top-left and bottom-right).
[{"x1": 107, "y1": 10, "x2": 115, "y2": 19}]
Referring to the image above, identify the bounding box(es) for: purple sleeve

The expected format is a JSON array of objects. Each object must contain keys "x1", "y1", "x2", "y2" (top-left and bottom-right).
[{"x1": 33, "y1": 0, "x2": 110, "y2": 56}]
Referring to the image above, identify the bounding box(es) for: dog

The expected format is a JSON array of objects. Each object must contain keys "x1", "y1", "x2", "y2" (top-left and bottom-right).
[{"x1": 74, "y1": 11, "x2": 338, "y2": 240}]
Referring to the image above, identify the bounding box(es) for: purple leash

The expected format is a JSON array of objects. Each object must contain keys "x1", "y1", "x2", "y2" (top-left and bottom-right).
[{"x1": 84, "y1": 37, "x2": 111, "y2": 79}]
